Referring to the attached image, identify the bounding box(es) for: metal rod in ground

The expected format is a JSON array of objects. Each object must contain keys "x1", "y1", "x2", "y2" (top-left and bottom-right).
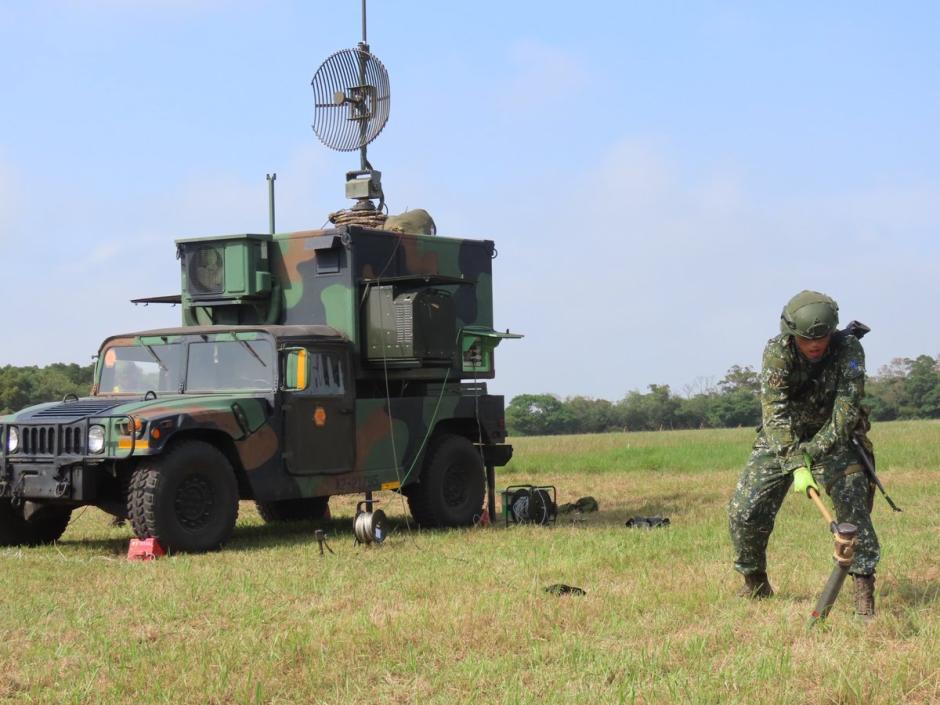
[
  {"x1": 809, "y1": 563, "x2": 850, "y2": 627},
  {"x1": 486, "y1": 464, "x2": 496, "y2": 524}
]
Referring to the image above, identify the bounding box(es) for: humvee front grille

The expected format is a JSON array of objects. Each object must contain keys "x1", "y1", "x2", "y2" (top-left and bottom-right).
[{"x1": 20, "y1": 424, "x2": 85, "y2": 456}]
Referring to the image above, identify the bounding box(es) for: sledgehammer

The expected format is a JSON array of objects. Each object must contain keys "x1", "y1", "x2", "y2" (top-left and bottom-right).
[{"x1": 793, "y1": 466, "x2": 858, "y2": 626}]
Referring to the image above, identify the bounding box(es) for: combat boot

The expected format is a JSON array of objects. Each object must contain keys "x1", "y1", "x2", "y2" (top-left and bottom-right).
[
  {"x1": 737, "y1": 571, "x2": 774, "y2": 599},
  {"x1": 853, "y1": 574, "x2": 875, "y2": 620}
]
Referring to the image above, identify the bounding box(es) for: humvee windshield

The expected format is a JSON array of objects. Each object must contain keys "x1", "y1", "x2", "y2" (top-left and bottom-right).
[{"x1": 98, "y1": 338, "x2": 274, "y2": 394}]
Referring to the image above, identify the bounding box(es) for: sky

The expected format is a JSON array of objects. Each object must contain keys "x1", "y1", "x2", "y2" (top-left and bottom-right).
[{"x1": 1, "y1": 1, "x2": 939, "y2": 402}]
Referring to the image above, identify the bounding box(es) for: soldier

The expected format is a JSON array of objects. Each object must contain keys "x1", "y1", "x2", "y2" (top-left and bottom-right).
[{"x1": 728, "y1": 290, "x2": 878, "y2": 618}]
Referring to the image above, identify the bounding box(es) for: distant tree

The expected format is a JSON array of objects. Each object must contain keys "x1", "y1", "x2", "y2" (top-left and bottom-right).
[
  {"x1": 866, "y1": 355, "x2": 940, "y2": 421},
  {"x1": 617, "y1": 384, "x2": 681, "y2": 431},
  {"x1": 708, "y1": 388, "x2": 761, "y2": 428},
  {"x1": 711, "y1": 364, "x2": 760, "y2": 427},
  {"x1": 718, "y1": 365, "x2": 760, "y2": 394},
  {"x1": 0, "y1": 363, "x2": 95, "y2": 415},
  {"x1": 866, "y1": 359, "x2": 906, "y2": 421},
  {"x1": 676, "y1": 393, "x2": 716, "y2": 429},
  {"x1": 900, "y1": 355, "x2": 940, "y2": 418},
  {"x1": 506, "y1": 394, "x2": 573, "y2": 436},
  {"x1": 564, "y1": 396, "x2": 616, "y2": 434}
]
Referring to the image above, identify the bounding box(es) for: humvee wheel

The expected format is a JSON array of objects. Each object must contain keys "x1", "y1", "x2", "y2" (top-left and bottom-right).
[
  {"x1": 255, "y1": 497, "x2": 330, "y2": 523},
  {"x1": 406, "y1": 434, "x2": 484, "y2": 527},
  {"x1": 0, "y1": 500, "x2": 72, "y2": 546},
  {"x1": 128, "y1": 440, "x2": 239, "y2": 553}
]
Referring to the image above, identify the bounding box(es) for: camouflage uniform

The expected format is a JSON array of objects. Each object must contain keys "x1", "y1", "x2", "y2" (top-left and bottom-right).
[{"x1": 728, "y1": 332, "x2": 879, "y2": 576}]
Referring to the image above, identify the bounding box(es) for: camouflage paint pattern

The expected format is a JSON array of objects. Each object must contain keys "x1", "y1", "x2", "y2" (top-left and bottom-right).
[
  {"x1": 0, "y1": 326, "x2": 509, "y2": 507},
  {"x1": 728, "y1": 332, "x2": 879, "y2": 576},
  {"x1": 177, "y1": 225, "x2": 502, "y2": 379},
  {"x1": 1, "y1": 217, "x2": 515, "y2": 526}
]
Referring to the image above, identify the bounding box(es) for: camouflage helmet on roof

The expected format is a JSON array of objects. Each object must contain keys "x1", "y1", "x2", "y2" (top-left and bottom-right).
[{"x1": 780, "y1": 290, "x2": 839, "y2": 339}]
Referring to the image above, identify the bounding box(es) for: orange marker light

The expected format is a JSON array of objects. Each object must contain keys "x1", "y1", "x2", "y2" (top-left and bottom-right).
[
  {"x1": 314, "y1": 407, "x2": 327, "y2": 427},
  {"x1": 151, "y1": 428, "x2": 161, "y2": 440}
]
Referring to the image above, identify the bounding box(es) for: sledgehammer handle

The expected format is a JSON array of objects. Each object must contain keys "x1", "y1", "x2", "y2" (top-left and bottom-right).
[{"x1": 807, "y1": 487, "x2": 835, "y2": 528}]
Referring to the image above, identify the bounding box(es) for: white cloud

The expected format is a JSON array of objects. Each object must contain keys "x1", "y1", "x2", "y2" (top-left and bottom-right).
[
  {"x1": 0, "y1": 142, "x2": 345, "y2": 368},
  {"x1": 496, "y1": 39, "x2": 590, "y2": 118},
  {"x1": 491, "y1": 137, "x2": 940, "y2": 400}
]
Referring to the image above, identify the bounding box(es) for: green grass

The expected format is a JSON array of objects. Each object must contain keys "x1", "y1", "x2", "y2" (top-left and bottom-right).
[{"x1": 1, "y1": 420, "x2": 939, "y2": 704}]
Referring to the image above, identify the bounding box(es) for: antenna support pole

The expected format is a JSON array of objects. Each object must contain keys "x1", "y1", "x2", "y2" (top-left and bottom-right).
[
  {"x1": 266, "y1": 173, "x2": 277, "y2": 234},
  {"x1": 361, "y1": 0, "x2": 367, "y2": 44}
]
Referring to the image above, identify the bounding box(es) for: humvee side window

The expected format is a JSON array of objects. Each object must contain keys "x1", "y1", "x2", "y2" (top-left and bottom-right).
[
  {"x1": 186, "y1": 340, "x2": 274, "y2": 392},
  {"x1": 309, "y1": 352, "x2": 346, "y2": 395}
]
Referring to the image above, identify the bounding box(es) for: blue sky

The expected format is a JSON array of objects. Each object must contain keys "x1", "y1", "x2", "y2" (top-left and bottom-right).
[{"x1": 1, "y1": 2, "x2": 938, "y2": 401}]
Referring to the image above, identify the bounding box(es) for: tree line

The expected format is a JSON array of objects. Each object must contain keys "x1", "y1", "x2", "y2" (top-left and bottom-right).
[
  {"x1": 507, "y1": 355, "x2": 940, "y2": 436},
  {"x1": 0, "y1": 363, "x2": 95, "y2": 415},
  {"x1": 1, "y1": 355, "x2": 938, "y2": 432}
]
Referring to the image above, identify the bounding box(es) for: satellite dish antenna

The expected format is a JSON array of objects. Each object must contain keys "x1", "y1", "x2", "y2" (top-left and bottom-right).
[{"x1": 311, "y1": 0, "x2": 390, "y2": 213}]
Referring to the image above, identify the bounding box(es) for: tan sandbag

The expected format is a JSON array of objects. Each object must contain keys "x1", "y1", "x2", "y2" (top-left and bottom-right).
[{"x1": 384, "y1": 208, "x2": 437, "y2": 235}]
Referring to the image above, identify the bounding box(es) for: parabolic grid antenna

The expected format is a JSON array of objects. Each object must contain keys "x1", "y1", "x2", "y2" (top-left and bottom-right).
[{"x1": 311, "y1": 48, "x2": 390, "y2": 153}]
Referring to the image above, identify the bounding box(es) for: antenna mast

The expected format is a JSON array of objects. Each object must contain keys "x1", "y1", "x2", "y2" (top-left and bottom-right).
[
  {"x1": 358, "y1": 0, "x2": 370, "y2": 174},
  {"x1": 310, "y1": 0, "x2": 390, "y2": 219}
]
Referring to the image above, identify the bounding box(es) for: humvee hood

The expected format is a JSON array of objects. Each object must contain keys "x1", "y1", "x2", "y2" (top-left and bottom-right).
[{"x1": 8, "y1": 393, "x2": 268, "y2": 423}]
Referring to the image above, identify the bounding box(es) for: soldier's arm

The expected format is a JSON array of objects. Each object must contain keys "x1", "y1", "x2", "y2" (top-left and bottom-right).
[
  {"x1": 802, "y1": 336, "x2": 866, "y2": 462},
  {"x1": 760, "y1": 340, "x2": 805, "y2": 471}
]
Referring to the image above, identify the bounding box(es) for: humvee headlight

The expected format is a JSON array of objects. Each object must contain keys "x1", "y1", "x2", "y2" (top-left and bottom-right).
[
  {"x1": 6, "y1": 427, "x2": 17, "y2": 453},
  {"x1": 88, "y1": 425, "x2": 106, "y2": 454}
]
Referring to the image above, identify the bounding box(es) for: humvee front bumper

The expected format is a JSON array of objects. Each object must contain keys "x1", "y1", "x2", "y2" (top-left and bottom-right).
[
  {"x1": 0, "y1": 461, "x2": 100, "y2": 501},
  {"x1": 0, "y1": 417, "x2": 143, "y2": 502}
]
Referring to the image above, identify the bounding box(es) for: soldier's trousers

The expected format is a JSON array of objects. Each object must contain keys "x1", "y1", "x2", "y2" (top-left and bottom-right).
[{"x1": 728, "y1": 446, "x2": 880, "y2": 576}]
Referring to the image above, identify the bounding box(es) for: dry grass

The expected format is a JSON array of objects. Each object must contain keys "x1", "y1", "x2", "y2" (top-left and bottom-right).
[{"x1": 0, "y1": 421, "x2": 938, "y2": 704}]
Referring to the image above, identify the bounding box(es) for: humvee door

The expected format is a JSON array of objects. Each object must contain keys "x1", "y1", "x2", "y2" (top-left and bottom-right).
[{"x1": 282, "y1": 345, "x2": 354, "y2": 475}]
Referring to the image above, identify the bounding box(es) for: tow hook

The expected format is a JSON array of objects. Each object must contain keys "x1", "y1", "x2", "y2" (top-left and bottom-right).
[
  {"x1": 54, "y1": 468, "x2": 71, "y2": 498},
  {"x1": 10, "y1": 475, "x2": 25, "y2": 507}
]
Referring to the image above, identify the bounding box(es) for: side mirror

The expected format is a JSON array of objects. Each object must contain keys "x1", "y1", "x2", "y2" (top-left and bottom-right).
[{"x1": 282, "y1": 348, "x2": 308, "y2": 391}]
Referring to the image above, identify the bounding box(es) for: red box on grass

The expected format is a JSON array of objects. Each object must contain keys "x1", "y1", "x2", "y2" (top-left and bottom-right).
[{"x1": 127, "y1": 537, "x2": 166, "y2": 561}]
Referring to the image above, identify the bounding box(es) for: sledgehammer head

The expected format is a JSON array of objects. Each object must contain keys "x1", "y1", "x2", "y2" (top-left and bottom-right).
[{"x1": 808, "y1": 522, "x2": 858, "y2": 627}]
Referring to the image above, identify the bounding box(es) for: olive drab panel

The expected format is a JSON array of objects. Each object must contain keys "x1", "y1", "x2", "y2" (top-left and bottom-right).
[{"x1": 176, "y1": 225, "x2": 511, "y2": 380}]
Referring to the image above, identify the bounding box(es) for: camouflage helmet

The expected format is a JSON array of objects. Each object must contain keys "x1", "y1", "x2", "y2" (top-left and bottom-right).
[{"x1": 780, "y1": 290, "x2": 839, "y2": 339}]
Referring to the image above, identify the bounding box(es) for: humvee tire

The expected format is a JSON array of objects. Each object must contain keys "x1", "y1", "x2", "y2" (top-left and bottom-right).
[
  {"x1": 406, "y1": 433, "x2": 484, "y2": 527},
  {"x1": 0, "y1": 500, "x2": 72, "y2": 546},
  {"x1": 255, "y1": 496, "x2": 330, "y2": 523},
  {"x1": 128, "y1": 440, "x2": 239, "y2": 553}
]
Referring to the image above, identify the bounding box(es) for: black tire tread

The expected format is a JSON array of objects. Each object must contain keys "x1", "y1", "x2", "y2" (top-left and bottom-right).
[
  {"x1": 406, "y1": 433, "x2": 484, "y2": 528},
  {"x1": 126, "y1": 440, "x2": 239, "y2": 552},
  {"x1": 0, "y1": 500, "x2": 72, "y2": 546}
]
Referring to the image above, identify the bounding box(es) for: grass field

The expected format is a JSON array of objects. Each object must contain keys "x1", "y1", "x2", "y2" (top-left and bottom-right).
[{"x1": 1, "y1": 420, "x2": 938, "y2": 704}]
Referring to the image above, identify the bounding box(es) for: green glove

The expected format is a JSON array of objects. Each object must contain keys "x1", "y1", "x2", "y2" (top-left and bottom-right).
[{"x1": 792, "y1": 467, "x2": 820, "y2": 496}]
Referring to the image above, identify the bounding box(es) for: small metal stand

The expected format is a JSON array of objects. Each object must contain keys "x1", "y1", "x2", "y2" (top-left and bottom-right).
[{"x1": 314, "y1": 529, "x2": 334, "y2": 556}]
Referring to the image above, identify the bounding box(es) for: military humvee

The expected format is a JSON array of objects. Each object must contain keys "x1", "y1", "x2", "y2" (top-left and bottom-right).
[{"x1": 0, "y1": 225, "x2": 516, "y2": 551}]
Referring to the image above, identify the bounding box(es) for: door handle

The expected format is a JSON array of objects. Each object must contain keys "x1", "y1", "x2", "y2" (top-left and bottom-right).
[{"x1": 339, "y1": 407, "x2": 353, "y2": 415}]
